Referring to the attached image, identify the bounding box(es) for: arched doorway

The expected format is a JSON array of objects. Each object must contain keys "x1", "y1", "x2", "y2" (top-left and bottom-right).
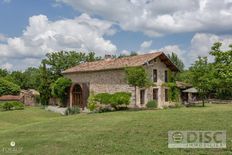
[{"x1": 72, "y1": 84, "x2": 83, "y2": 108}]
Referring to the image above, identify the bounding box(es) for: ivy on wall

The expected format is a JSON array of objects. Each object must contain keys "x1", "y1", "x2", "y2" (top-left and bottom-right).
[{"x1": 163, "y1": 69, "x2": 180, "y2": 102}]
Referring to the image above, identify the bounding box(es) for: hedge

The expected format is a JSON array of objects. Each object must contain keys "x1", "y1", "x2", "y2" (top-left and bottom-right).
[
  {"x1": 94, "y1": 92, "x2": 131, "y2": 109},
  {"x1": 1, "y1": 101, "x2": 24, "y2": 111},
  {"x1": 95, "y1": 93, "x2": 112, "y2": 105}
]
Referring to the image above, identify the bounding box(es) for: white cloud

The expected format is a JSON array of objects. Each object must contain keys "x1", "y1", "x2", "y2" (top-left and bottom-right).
[
  {"x1": 56, "y1": 0, "x2": 232, "y2": 36},
  {"x1": 133, "y1": 33, "x2": 232, "y2": 68},
  {"x1": 187, "y1": 33, "x2": 232, "y2": 65},
  {"x1": 0, "y1": 14, "x2": 117, "y2": 70},
  {"x1": 159, "y1": 33, "x2": 232, "y2": 67},
  {"x1": 159, "y1": 45, "x2": 185, "y2": 60},
  {"x1": 120, "y1": 49, "x2": 130, "y2": 55},
  {"x1": 0, "y1": 34, "x2": 7, "y2": 42},
  {"x1": 140, "y1": 40, "x2": 152, "y2": 49},
  {"x1": 1, "y1": 63, "x2": 13, "y2": 70}
]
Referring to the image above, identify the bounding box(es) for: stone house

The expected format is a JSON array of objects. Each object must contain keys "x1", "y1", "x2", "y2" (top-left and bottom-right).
[{"x1": 63, "y1": 52, "x2": 179, "y2": 108}]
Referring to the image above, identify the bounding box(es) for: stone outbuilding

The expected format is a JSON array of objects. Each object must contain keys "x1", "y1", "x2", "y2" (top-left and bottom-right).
[
  {"x1": 0, "y1": 89, "x2": 39, "y2": 106},
  {"x1": 182, "y1": 87, "x2": 199, "y2": 103},
  {"x1": 63, "y1": 52, "x2": 179, "y2": 108},
  {"x1": 20, "y1": 89, "x2": 40, "y2": 106}
]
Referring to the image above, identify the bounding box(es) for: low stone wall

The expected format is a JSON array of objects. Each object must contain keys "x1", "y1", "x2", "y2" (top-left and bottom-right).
[
  {"x1": 46, "y1": 106, "x2": 67, "y2": 115},
  {"x1": 208, "y1": 99, "x2": 232, "y2": 104}
]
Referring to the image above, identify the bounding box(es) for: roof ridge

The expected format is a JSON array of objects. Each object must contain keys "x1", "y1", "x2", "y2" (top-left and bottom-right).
[
  {"x1": 62, "y1": 51, "x2": 179, "y2": 74},
  {"x1": 64, "y1": 52, "x2": 160, "y2": 71}
]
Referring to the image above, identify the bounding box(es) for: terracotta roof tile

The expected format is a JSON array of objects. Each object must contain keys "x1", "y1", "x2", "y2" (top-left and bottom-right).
[
  {"x1": 0, "y1": 95, "x2": 22, "y2": 101},
  {"x1": 63, "y1": 52, "x2": 179, "y2": 74}
]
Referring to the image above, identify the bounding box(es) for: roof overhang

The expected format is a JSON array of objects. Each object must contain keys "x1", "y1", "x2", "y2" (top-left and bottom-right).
[{"x1": 158, "y1": 53, "x2": 180, "y2": 72}]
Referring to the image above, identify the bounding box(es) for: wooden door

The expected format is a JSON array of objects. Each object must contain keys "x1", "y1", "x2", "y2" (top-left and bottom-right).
[{"x1": 72, "y1": 84, "x2": 83, "y2": 107}]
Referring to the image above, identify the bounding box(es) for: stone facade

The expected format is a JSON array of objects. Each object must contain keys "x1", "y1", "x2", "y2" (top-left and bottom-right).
[
  {"x1": 64, "y1": 57, "x2": 172, "y2": 108},
  {"x1": 20, "y1": 89, "x2": 40, "y2": 106}
]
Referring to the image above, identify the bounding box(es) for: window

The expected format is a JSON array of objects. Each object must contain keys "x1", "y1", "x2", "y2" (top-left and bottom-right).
[
  {"x1": 164, "y1": 70, "x2": 168, "y2": 82},
  {"x1": 153, "y1": 69, "x2": 157, "y2": 82},
  {"x1": 140, "y1": 90, "x2": 145, "y2": 105},
  {"x1": 153, "y1": 88, "x2": 158, "y2": 101},
  {"x1": 165, "y1": 89, "x2": 168, "y2": 102}
]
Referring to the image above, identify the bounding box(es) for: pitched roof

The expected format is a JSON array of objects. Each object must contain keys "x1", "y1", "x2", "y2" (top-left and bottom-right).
[
  {"x1": 0, "y1": 95, "x2": 22, "y2": 101},
  {"x1": 176, "y1": 81, "x2": 192, "y2": 89},
  {"x1": 183, "y1": 87, "x2": 198, "y2": 93},
  {"x1": 63, "y1": 52, "x2": 179, "y2": 74}
]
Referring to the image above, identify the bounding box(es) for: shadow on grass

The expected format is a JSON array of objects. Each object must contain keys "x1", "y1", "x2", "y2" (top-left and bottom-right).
[{"x1": 185, "y1": 103, "x2": 210, "y2": 108}]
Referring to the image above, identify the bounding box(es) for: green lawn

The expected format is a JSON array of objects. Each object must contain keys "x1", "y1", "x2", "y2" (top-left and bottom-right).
[{"x1": 0, "y1": 104, "x2": 232, "y2": 155}]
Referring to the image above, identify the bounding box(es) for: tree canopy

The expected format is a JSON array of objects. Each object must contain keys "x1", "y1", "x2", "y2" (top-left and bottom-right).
[
  {"x1": 43, "y1": 51, "x2": 101, "y2": 80},
  {"x1": 51, "y1": 77, "x2": 72, "y2": 107},
  {"x1": 167, "y1": 52, "x2": 184, "y2": 71},
  {"x1": 0, "y1": 78, "x2": 20, "y2": 96},
  {"x1": 125, "y1": 67, "x2": 152, "y2": 88},
  {"x1": 180, "y1": 42, "x2": 232, "y2": 101}
]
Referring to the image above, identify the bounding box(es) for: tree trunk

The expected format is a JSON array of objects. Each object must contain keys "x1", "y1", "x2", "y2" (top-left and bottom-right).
[{"x1": 202, "y1": 99, "x2": 205, "y2": 107}]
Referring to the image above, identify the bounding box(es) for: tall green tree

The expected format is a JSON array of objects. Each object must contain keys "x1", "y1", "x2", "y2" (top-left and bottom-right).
[
  {"x1": 167, "y1": 52, "x2": 184, "y2": 71},
  {"x1": 43, "y1": 51, "x2": 101, "y2": 80},
  {"x1": 5, "y1": 71, "x2": 26, "y2": 89},
  {"x1": 125, "y1": 67, "x2": 153, "y2": 106},
  {"x1": 23, "y1": 67, "x2": 41, "y2": 89},
  {"x1": 38, "y1": 62, "x2": 52, "y2": 105},
  {"x1": 51, "y1": 77, "x2": 72, "y2": 107},
  {"x1": 0, "y1": 78, "x2": 20, "y2": 95},
  {"x1": 0, "y1": 68, "x2": 8, "y2": 77},
  {"x1": 189, "y1": 57, "x2": 215, "y2": 106},
  {"x1": 210, "y1": 42, "x2": 232, "y2": 98}
]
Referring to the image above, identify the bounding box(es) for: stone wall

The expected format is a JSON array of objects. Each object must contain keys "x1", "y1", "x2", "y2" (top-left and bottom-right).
[
  {"x1": 64, "y1": 57, "x2": 173, "y2": 108},
  {"x1": 143, "y1": 57, "x2": 171, "y2": 107},
  {"x1": 65, "y1": 69, "x2": 136, "y2": 106}
]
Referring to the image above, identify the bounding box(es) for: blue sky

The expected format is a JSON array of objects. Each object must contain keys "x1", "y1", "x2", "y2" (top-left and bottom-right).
[{"x1": 0, "y1": 0, "x2": 232, "y2": 70}]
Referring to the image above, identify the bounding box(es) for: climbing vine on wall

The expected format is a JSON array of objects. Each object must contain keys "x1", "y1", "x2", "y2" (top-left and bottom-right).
[{"x1": 163, "y1": 69, "x2": 180, "y2": 102}]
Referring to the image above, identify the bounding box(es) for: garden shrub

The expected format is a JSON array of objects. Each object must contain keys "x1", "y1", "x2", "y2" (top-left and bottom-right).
[
  {"x1": 65, "y1": 106, "x2": 80, "y2": 115},
  {"x1": 11, "y1": 101, "x2": 24, "y2": 110},
  {"x1": 146, "y1": 100, "x2": 157, "y2": 108},
  {"x1": 51, "y1": 77, "x2": 72, "y2": 107},
  {"x1": 1, "y1": 101, "x2": 24, "y2": 111},
  {"x1": 0, "y1": 78, "x2": 20, "y2": 96},
  {"x1": 110, "y1": 92, "x2": 131, "y2": 109},
  {"x1": 94, "y1": 92, "x2": 132, "y2": 111},
  {"x1": 87, "y1": 92, "x2": 97, "y2": 111},
  {"x1": 95, "y1": 93, "x2": 112, "y2": 104},
  {"x1": 2, "y1": 102, "x2": 14, "y2": 111}
]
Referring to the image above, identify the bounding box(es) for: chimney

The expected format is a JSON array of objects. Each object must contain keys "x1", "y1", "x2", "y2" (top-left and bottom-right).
[{"x1": 104, "y1": 54, "x2": 112, "y2": 60}]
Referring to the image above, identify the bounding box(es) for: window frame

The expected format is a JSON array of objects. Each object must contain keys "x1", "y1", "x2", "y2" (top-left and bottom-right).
[
  {"x1": 165, "y1": 89, "x2": 168, "y2": 102},
  {"x1": 153, "y1": 69, "x2": 157, "y2": 82},
  {"x1": 164, "y1": 70, "x2": 168, "y2": 82},
  {"x1": 153, "y1": 88, "x2": 158, "y2": 101}
]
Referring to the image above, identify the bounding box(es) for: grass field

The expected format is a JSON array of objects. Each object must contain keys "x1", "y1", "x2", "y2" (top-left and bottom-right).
[{"x1": 0, "y1": 104, "x2": 232, "y2": 155}]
